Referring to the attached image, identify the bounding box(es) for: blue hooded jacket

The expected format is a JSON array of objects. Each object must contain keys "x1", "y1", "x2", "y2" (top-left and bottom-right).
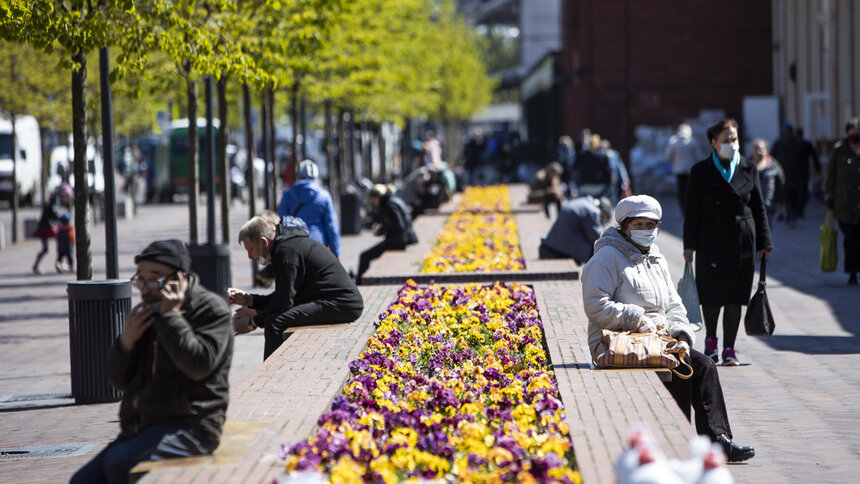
[{"x1": 277, "y1": 180, "x2": 341, "y2": 256}]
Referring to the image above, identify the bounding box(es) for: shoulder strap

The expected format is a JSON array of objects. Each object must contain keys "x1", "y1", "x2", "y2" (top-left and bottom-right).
[{"x1": 292, "y1": 202, "x2": 305, "y2": 217}]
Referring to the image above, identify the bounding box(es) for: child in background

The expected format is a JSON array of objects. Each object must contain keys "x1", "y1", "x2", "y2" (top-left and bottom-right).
[{"x1": 55, "y1": 212, "x2": 75, "y2": 273}]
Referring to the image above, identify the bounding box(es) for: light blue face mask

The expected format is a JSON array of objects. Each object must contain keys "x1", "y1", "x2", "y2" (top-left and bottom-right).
[{"x1": 630, "y1": 228, "x2": 658, "y2": 247}]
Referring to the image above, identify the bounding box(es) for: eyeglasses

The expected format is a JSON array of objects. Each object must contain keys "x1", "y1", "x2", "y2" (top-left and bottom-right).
[{"x1": 131, "y1": 271, "x2": 177, "y2": 291}]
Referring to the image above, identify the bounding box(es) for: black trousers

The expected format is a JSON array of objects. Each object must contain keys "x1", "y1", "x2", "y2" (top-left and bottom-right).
[
  {"x1": 663, "y1": 349, "x2": 732, "y2": 440},
  {"x1": 357, "y1": 239, "x2": 405, "y2": 282},
  {"x1": 263, "y1": 301, "x2": 363, "y2": 360},
  {"x1": 839, "y1": 222, "x2": 860, "y2": 274},
  {"x1": 676, "y1": 174, "x2": 689, "y2": 213}
]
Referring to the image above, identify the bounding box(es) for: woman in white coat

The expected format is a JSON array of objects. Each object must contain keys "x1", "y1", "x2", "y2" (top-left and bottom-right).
[{"x1": 581, "y1": 195, "x2": 754, "y2": 462}]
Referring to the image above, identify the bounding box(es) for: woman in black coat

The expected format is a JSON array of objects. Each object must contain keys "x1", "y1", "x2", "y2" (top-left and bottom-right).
[{"x1": 683, "y1": 119, "x2": 773, "y2": 366}]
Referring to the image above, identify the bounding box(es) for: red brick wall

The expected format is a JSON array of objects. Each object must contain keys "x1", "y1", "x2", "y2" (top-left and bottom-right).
[{"x1": 560, "y1": 0, "x2": 773, "y2": 158}]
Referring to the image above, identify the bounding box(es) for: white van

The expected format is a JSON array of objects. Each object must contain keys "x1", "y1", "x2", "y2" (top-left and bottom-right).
[
  {"x1": 0, "y1": 115, "x2": 42, "y2": 206},
  {"x1": 47, "y1": 144, "x2": 104, "y2": 200}
]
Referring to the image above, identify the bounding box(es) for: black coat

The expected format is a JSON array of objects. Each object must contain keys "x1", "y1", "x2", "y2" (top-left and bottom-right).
[
  {"x1": 376, "y1": 193, "x2": 418, "y2": 247},
  {"x1": 251, "y1": 226, "x2": 364, "y2": 328},
  {"x1": 108, "y1": 275, "x2": 233, "y2": 444},
  {"x1": 683, "y1": 155, "x2": 773, "y2": 306}
]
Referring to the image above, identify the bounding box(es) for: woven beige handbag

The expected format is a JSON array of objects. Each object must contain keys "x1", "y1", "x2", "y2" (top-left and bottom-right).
[{"x1": 595, "y1": 328, "x2": 693, "y2": 379}]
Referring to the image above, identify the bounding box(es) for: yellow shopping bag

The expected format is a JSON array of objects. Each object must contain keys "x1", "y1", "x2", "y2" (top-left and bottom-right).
[{"x1": 820, "y1": 210, "x2": 838, "y2": 273}]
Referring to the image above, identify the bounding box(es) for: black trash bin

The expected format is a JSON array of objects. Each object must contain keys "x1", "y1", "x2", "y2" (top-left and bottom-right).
[
  {"x1": 341, "y1": 188, "x2": 363, "y2": 235},
  {"x1": 67, "y1": 280, "x2": 131, "y2": 404},
  {"x1": 189, "y1": 243, "x2": 232, "y2": 297}
]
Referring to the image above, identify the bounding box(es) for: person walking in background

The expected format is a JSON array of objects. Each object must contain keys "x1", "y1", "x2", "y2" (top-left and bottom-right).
[
  {"x1": 825, "y1": 117, "x2": 860, "y2": 285},
  {"x1": 582, "y1": 195, "x2": 755, "y2": 462},
  {"x1": 601, "y1": 139, "x2": 632, "y2": 204},
  {"x1": 31, "y1": 191, "x2": 61, "y2": 275},
  {"x1": 527, "y1": 162, "x2": 564, "y2": 218},
  {"x1": 462, "y1": 129, "x2": 486, "y2": 186},
  {"x1": 770, "y1": 123, "x2": 809, "y2": 228},
  {"x1": 55, "y1": 212, "x2": 75, "y2": 273},
  {"x1": 276, "y1": 159, "x2": 341, "y2": 258},
  {"x1": 751, "y1": 138, "x2": 785, "y2": 228},
  {"x1": 795, "y1": 127, "x2": 822, "y2": 212},
  {"x1": 539, "y1": 196, "x2": 612, "y2": 264},
  {"x1": 665, "y1": 123, "x2": 703, "y2": 213},
  {"x1": 556, "y1": 135, "x2": 577, "y2": 196},
  {"x1": 573, "y1": 134, "x2": 612, "y2": 198},
  {"x1": 684, "y1": 119, "x2": 772, "y2": 366},
  {"x1": 356, "y1": 184, "x2": 418, "y2": 284}
]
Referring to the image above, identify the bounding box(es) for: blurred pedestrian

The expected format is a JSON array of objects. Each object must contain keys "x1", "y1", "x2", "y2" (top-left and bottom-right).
[
  {"x1": 539, "y1": 196, "x2": 612, "y2": 264},
  {"x1": 601, "y1": 139, "x2": 632, "y2": 204},
  {"x1": 751, "y1": 138, "x2": 785, "y2": 228},
  {"x1": 462, "y1": 129, "x2": 487, "y2": 186},
  {"x1": 356, "y1": 184, "x2": 418, "y2": 284},
  {"x1": 795, "y1": 127, "x2": 823, "y2": 211},
  {"x1": 31, "y1": 192, "x2": 62, "y2": 274},
  {"x1": 556, "y1": 135, "x2": 576, "y2": 194},
  {"x1": 683, "y1": 119, "x2": 772, "y2": 366},
  {"x1": 770, "y1": 123, "x2": 809, "y2": 228},
  {"x1": 276, "y1": 159, "x2": 341, "y2": 257},
  {"x1": 825, "y1": 117, "x2": 860, "y2": 285},
  {"x1": 527, "y1": 162, "x2": 564, "y2": 218},
  {"x1": 573, "y1": 134, "x2": 612, "y2": 198},
  {"x1": 665, "y1": 123, "x2": 703, "y2": 213},
  {"x1": 55, "y1": 212, "x2": 75, "y2": 273}
]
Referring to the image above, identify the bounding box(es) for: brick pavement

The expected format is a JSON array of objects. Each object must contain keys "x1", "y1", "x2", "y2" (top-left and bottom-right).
[{"x1": 3, "y1": 188, "x2": 860, "y2": 482}]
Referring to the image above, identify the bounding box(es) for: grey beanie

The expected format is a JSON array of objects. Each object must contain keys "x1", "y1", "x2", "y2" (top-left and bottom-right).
[{"x1": 297, "y1": 160, "x2": 318, "y2": 180}]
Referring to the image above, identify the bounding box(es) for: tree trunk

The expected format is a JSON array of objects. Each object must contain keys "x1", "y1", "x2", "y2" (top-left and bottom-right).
[
  {"x1": 242, "y1": 84, "x2": 256, "y2": 218},
  {"x1": 378, "y1": 123, "x2": 387, "y2": 182},
  {"x1": 324, "y1": 99, "x2": 338, "y2": 210},
  {"x1": 72, "y1": 49, "x2": 92, "y2": 280},
  {"x1": 337, "y1": 108, "x2": 346, "y2": 186},
  {"x1": 268, "y1": 87, "x2": 277, "y2": 209},
  {"x1": 259, "y1": 90, "x2": 269, "y2": 209},
  {"x1": 217, "y1": 75, "x2": 230, "y2": 244},
  {"x1": 361, "y1": 117, "x2": 371, "y2": 180},
  {"x1": 300, "y1": 94, "x2": 307, "y2": 160},
  {"x1": 346, "y1": 110, "x2": 355, "y2": 183},
  {"x1": 290, "y1": 82, "x2": 299, "y2": 182},
  {"x1": 186, "y1": 75, "x2": 199, "y2": 245}
]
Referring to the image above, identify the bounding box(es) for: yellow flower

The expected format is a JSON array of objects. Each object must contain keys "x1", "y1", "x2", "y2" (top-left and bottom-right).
[
  {"x1": 487, "y1": 447, "x2": 514, "y2": 466},
  {"x1": 389, "y1": 427, "x2": 418, "y2": 448},
  {"x1": 369, "y1": 456, "x2": 398, "y2": 484},
  {"x1": 330, "y1": 455, "x2": 365, "y2": 483}
]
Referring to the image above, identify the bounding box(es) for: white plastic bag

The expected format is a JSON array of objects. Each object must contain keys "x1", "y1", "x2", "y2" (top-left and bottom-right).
[{"x1": 677, "y1": 262, "x2": 703, "y2": 331}]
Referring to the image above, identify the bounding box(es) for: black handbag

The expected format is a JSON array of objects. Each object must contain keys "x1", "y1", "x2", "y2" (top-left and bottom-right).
[{"x1": 745, "y1": 257, "x2": 776, "y2": 337}]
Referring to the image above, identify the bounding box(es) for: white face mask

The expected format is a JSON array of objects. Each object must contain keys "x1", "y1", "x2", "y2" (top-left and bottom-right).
[
  {"x1": 630, "y1": 228, "x2": 658, "y2": 247},
  {"x1": 718, "y1": 141, "x2": 739, "y2": 159}
]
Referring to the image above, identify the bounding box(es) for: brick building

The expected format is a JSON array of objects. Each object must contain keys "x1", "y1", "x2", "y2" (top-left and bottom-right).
[{"x1": 557, "y1": 0, "x2": 773, "y2": 160}]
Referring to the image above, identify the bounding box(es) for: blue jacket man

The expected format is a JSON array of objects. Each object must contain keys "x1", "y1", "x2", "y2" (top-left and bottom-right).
[{"x1": 277, "y1": 160, "x2": 341, "y2": 257}]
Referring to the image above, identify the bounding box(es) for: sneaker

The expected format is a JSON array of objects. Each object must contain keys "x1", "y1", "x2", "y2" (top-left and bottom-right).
[
  {"x1": 55, "y1": 261, "x2": 63, "y2": 273},
  {"x1": 32, "y1": 265, "x2": 41, "y2": 275},
  {"x1": 722, "y1": 348, "x2": 740, "y2": 366},
  {"x1": 705, "y1": 337, "x2": 719, "y2": 363}
]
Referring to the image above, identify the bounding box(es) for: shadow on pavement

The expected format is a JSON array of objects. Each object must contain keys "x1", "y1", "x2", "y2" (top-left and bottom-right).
[
  {"x1": 762, "y1": 334, "x2": 860, "y2": 355},
  {"x1": 0, "y1": 312, "x2": 69, "y2": 323}
]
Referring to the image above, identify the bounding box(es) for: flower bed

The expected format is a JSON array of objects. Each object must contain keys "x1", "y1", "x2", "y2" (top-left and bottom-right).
[
  {"x1": 281, "y1": 280, "x2": 580, "y2": 483},
  {"x1": 421, "y1": 186, "x2": 525, "y2": 273}
]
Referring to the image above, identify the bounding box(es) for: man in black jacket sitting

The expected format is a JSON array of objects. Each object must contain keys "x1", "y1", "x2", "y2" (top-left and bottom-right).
[
  {"x1": 356, "y1": 184, "x2": 418, "y2": 284},
  {"x1": 229, "y1": 216, "x2": 364, "y2": 360},
  {"x1": 72, "y1": 240, "x2": 234, "y2": 483}
]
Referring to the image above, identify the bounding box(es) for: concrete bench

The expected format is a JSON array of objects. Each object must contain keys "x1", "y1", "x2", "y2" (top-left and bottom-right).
[
  {"x1": 128, "y1": 285, "x2": 397, "y2": 484},
  {"x1": 533, "y1": 280, "x2": 697, "y2": 484}
]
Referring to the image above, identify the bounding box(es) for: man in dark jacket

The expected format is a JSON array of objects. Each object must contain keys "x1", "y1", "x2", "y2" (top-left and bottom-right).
[
  {"x1": 539, "y1": 196, "x2": 611, "y2": 264},
  {"x1": 356, "y1": 184, "x2": 419, "y2": 284},
  {"x1": 230, "y1": 216, "x2": 364, "y2": 360},
  {"x1": 71, "y1": 240, "x2": 234, "y2": 484}
]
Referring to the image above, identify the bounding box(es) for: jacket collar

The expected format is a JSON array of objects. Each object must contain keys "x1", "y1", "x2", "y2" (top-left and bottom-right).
[{"x1": 594, "y1": 226, "x2": 662, "y2": 262}]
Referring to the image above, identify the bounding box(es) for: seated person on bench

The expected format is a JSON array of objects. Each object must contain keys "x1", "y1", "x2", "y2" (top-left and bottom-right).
[
  {"x1": 72, "y1": 240, "x2": 234, "y2": 483},
  {"x1": 580, "y1": 195, "x2": 755, "y2": 462},
  {"x1": 229, "y1": 215, "x2": 364, "y2": 360}
]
